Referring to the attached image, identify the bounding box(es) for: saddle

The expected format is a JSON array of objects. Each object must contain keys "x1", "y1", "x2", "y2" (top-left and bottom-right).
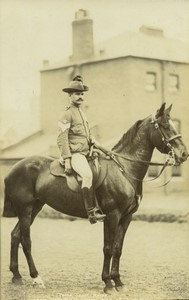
[{"x1": 50, "y1": 157, "x2": 108, "y2": 193}]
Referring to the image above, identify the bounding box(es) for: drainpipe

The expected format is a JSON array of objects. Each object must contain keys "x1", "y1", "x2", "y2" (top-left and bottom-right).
[
  {"x1": 160, "y1": 60, "x2": 167, "y2": 195},
  {"x1": 160, "y1": 60, "x2": 165, "y2": 104}
]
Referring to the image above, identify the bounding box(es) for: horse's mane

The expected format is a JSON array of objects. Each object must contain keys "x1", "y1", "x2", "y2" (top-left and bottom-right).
[{"x1": 112, "y1": 120, "x2": 143, "y2": 151}]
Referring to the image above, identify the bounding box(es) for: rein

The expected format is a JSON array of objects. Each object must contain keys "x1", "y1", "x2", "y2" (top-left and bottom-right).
[
  {"x1": 98, "y1": 148, "x2": 171, "y2": 183},
  {"x1": 105, "y1": 150, "x2": 177, "y2": 167}
]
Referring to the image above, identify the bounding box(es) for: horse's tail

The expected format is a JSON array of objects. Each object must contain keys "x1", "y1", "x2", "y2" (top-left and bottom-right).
[{"x1": 2, "y1": 177, "x2": 17, "y2": 217}]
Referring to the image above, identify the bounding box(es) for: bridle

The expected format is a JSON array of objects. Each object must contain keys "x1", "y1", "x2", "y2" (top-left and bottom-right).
[
  {"x1": 150, "y1": 113, "x2": 182, "y2": 166},
  {"x1": 95, "y1": 114, "x2": 182, "y2": 183}
]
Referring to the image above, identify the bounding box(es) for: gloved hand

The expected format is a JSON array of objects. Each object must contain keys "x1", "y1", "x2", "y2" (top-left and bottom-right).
[
  {"x1": 65, "y1": 158, "x2": 72, "y2": 175},
  {"x1": 59, "y1": 156, "x2": 64, "y2": 166},
  {"x1": 89, "y1": 136, "x2": 111, "y2": 157},
  {"x1": 89, "y1": 136, "x2": 95, "y2": 146}
]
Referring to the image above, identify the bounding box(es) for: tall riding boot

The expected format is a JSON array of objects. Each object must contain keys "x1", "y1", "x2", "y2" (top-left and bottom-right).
[{"x1": 81, "y1": 187, "x2": 106, "y2": 224}]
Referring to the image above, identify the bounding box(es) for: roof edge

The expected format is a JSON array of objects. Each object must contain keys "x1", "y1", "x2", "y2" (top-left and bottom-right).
[
  {"x1": 1, "y1": 130, "x2": 44, "y2": 153},
  {"x1": 40, "y1": 54, "x2": 189, "y2": 73}
]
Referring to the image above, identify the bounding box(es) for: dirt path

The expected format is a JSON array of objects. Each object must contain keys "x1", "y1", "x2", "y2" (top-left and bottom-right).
[{"x1": 1, "y1": 217, "x2": 189, "y2": 300}]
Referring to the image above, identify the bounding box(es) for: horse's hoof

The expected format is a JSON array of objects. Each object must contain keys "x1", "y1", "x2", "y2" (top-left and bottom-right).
[
  {"x1": 104, "y1": 286, "x2": 117, "y2": 295},
  {"x1": 115, "y1": 285, "x2": 127, "y2": 293},
  {"x1": 32, "y1": 275, "x2": 45, "y2": 288},
  {"x1": 12, "y1": 277, "x2": 23, "y2": 285}
]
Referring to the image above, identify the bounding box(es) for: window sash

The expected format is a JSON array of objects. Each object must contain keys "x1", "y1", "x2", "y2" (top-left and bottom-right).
[
  {"x1": 146, "y1": 72, "x2": 156, "y2": 91},
  {"x1": 169, "y1": 74, "x2": 179, "y2": 92}
]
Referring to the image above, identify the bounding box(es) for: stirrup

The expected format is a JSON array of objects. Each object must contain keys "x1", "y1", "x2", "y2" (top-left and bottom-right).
[{"x1": 88, "y1": 208, "x2": 106, "y2": 224}]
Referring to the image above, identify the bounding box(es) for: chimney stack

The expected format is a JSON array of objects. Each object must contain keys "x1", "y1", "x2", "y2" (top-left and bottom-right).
[{"x1": 71, "y1": 9, "x2": 94, "y2": 61}]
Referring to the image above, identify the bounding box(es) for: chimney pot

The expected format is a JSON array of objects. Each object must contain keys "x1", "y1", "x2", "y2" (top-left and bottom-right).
[{"x1": 75, "y1": 9, "x2": 90, "y2": 20}]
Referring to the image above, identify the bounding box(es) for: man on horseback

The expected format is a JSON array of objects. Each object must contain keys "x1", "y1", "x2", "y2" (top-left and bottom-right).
[{"x1": 57, "y1": 75, "x2": 106, "y2": 224}]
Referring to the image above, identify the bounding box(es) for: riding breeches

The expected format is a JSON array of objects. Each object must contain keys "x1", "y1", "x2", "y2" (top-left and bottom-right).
[{"x1": 71, "y1": 153, "x2": 93, "y2": 188}]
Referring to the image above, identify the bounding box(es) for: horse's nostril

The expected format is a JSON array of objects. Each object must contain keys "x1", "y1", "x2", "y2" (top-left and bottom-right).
[{"x1": 182, "y1": 151, "x2": 189, "y2": 160}]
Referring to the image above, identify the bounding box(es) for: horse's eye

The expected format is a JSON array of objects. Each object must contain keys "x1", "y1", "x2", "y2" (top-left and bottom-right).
[{"x1": 163, "y1": 123, "x2": 170, "y2": 129}]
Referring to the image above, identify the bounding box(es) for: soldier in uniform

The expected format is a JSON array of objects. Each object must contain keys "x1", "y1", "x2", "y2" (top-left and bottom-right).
[{"x1": 57, "y1": 75, "x2": 106, "y2": 224}]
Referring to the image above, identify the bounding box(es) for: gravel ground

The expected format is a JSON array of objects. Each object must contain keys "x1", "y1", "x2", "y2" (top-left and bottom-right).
[{"x1": 1, "y1": 216, "x2": 189, "y2": 300}]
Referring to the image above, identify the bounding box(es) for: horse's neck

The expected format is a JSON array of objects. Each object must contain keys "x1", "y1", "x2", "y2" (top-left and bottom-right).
[{"x1": 115, "y1": 121, "x2": 154, "y2": 179}]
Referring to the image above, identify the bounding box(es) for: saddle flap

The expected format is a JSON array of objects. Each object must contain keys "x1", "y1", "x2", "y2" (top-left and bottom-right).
[
  {"x1": 50, "y1": 159, "x2": 66, "y2": 177},
  {"x1": 50, "y1": 158, "x2": 107, "y2": 193},
  {"x1": 90, "y1": 158, "x2": 107, "y2": 189},
  {"x1": 50, "y1": 160, "x2": 80, "y2": 192}
]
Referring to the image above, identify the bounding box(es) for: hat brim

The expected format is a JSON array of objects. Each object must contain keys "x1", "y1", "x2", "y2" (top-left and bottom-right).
[{"x1": 62, "y1": 85, "x2": 89, "y2": 93}]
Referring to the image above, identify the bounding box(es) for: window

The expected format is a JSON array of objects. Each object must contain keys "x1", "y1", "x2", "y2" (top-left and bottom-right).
[
  {"x1": 169, "y1": 74, "x2": 179, "y2": 92},
  {"x1": 145, "y1": 72, "x2": 156, "y2": 91}
]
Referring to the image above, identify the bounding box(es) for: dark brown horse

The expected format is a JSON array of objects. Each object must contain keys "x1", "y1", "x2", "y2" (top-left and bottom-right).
[{"x1": 3, "y1": 103, "x2": 188, "y2": 294}]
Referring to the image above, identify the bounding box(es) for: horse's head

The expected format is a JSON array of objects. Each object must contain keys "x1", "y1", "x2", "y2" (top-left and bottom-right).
[{"x1": 150, "y1": 103, "x2": 188, "y2": 165}]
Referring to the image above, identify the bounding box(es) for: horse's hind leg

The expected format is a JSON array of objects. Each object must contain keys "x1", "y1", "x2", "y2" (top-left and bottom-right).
[
  {"x1": 13, "y1": 201, "x2": 45, "y2": 287},
  {"x1": 10, "y1": 222, "x2": 22, "y2": 284},
  {"x1": 10, "y1": 201, "x2": 44, "y2": 285}
]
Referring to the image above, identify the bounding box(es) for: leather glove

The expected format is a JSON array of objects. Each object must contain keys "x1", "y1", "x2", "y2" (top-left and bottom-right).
[
  {"x1": 90, "y1": 137, "x2": 95, "y2": 145},
  {"x1": 64, "y1": 158, "x2": 72, "y2": 175}
]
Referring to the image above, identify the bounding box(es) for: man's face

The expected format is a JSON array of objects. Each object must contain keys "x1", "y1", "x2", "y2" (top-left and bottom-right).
[{"x1": 70, "y1": 92, "x2": 84, "y2": 106}]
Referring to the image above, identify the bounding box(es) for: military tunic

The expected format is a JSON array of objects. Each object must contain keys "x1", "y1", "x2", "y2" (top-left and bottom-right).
[{"x1": 57, "y1": 103, "x2": 91, "y2": 159}]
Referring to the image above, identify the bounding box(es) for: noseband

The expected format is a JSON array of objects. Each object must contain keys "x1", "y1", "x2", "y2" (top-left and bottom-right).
[{"x1": 151, "y1": 114, "x2": 181, "y2": 165}]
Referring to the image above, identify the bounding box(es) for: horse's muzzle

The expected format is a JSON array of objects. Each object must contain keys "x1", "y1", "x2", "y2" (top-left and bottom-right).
[
  {"x1": 175, "y1": 150, "x2": 189, "y2": 164},
  {"x1": 181, "y1": 151, "x2": 189, "y2": 162}
]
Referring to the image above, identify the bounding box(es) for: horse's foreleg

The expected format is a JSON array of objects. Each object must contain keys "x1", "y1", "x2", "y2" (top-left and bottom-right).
[
  {"x1": 102, "y1": 225, "x2": 114, "y2": 293},
  {"x1": 10, "y1": 222, "x2": 22, "y2": 284},
  {"x1": 102, "y1": 213, "x2": 119, "y2": 294},
  {"x1": 110, "y1": 214, "x2": 132, "y2": 291}
]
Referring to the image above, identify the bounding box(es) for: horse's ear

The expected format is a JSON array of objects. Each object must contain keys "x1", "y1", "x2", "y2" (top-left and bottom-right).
[
  {"x1": 155, "y1": 102, "x2": 166, "y2": 118},
  {"x1": 165, "y1": 104, "x2": 172, "y2": 114}
]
